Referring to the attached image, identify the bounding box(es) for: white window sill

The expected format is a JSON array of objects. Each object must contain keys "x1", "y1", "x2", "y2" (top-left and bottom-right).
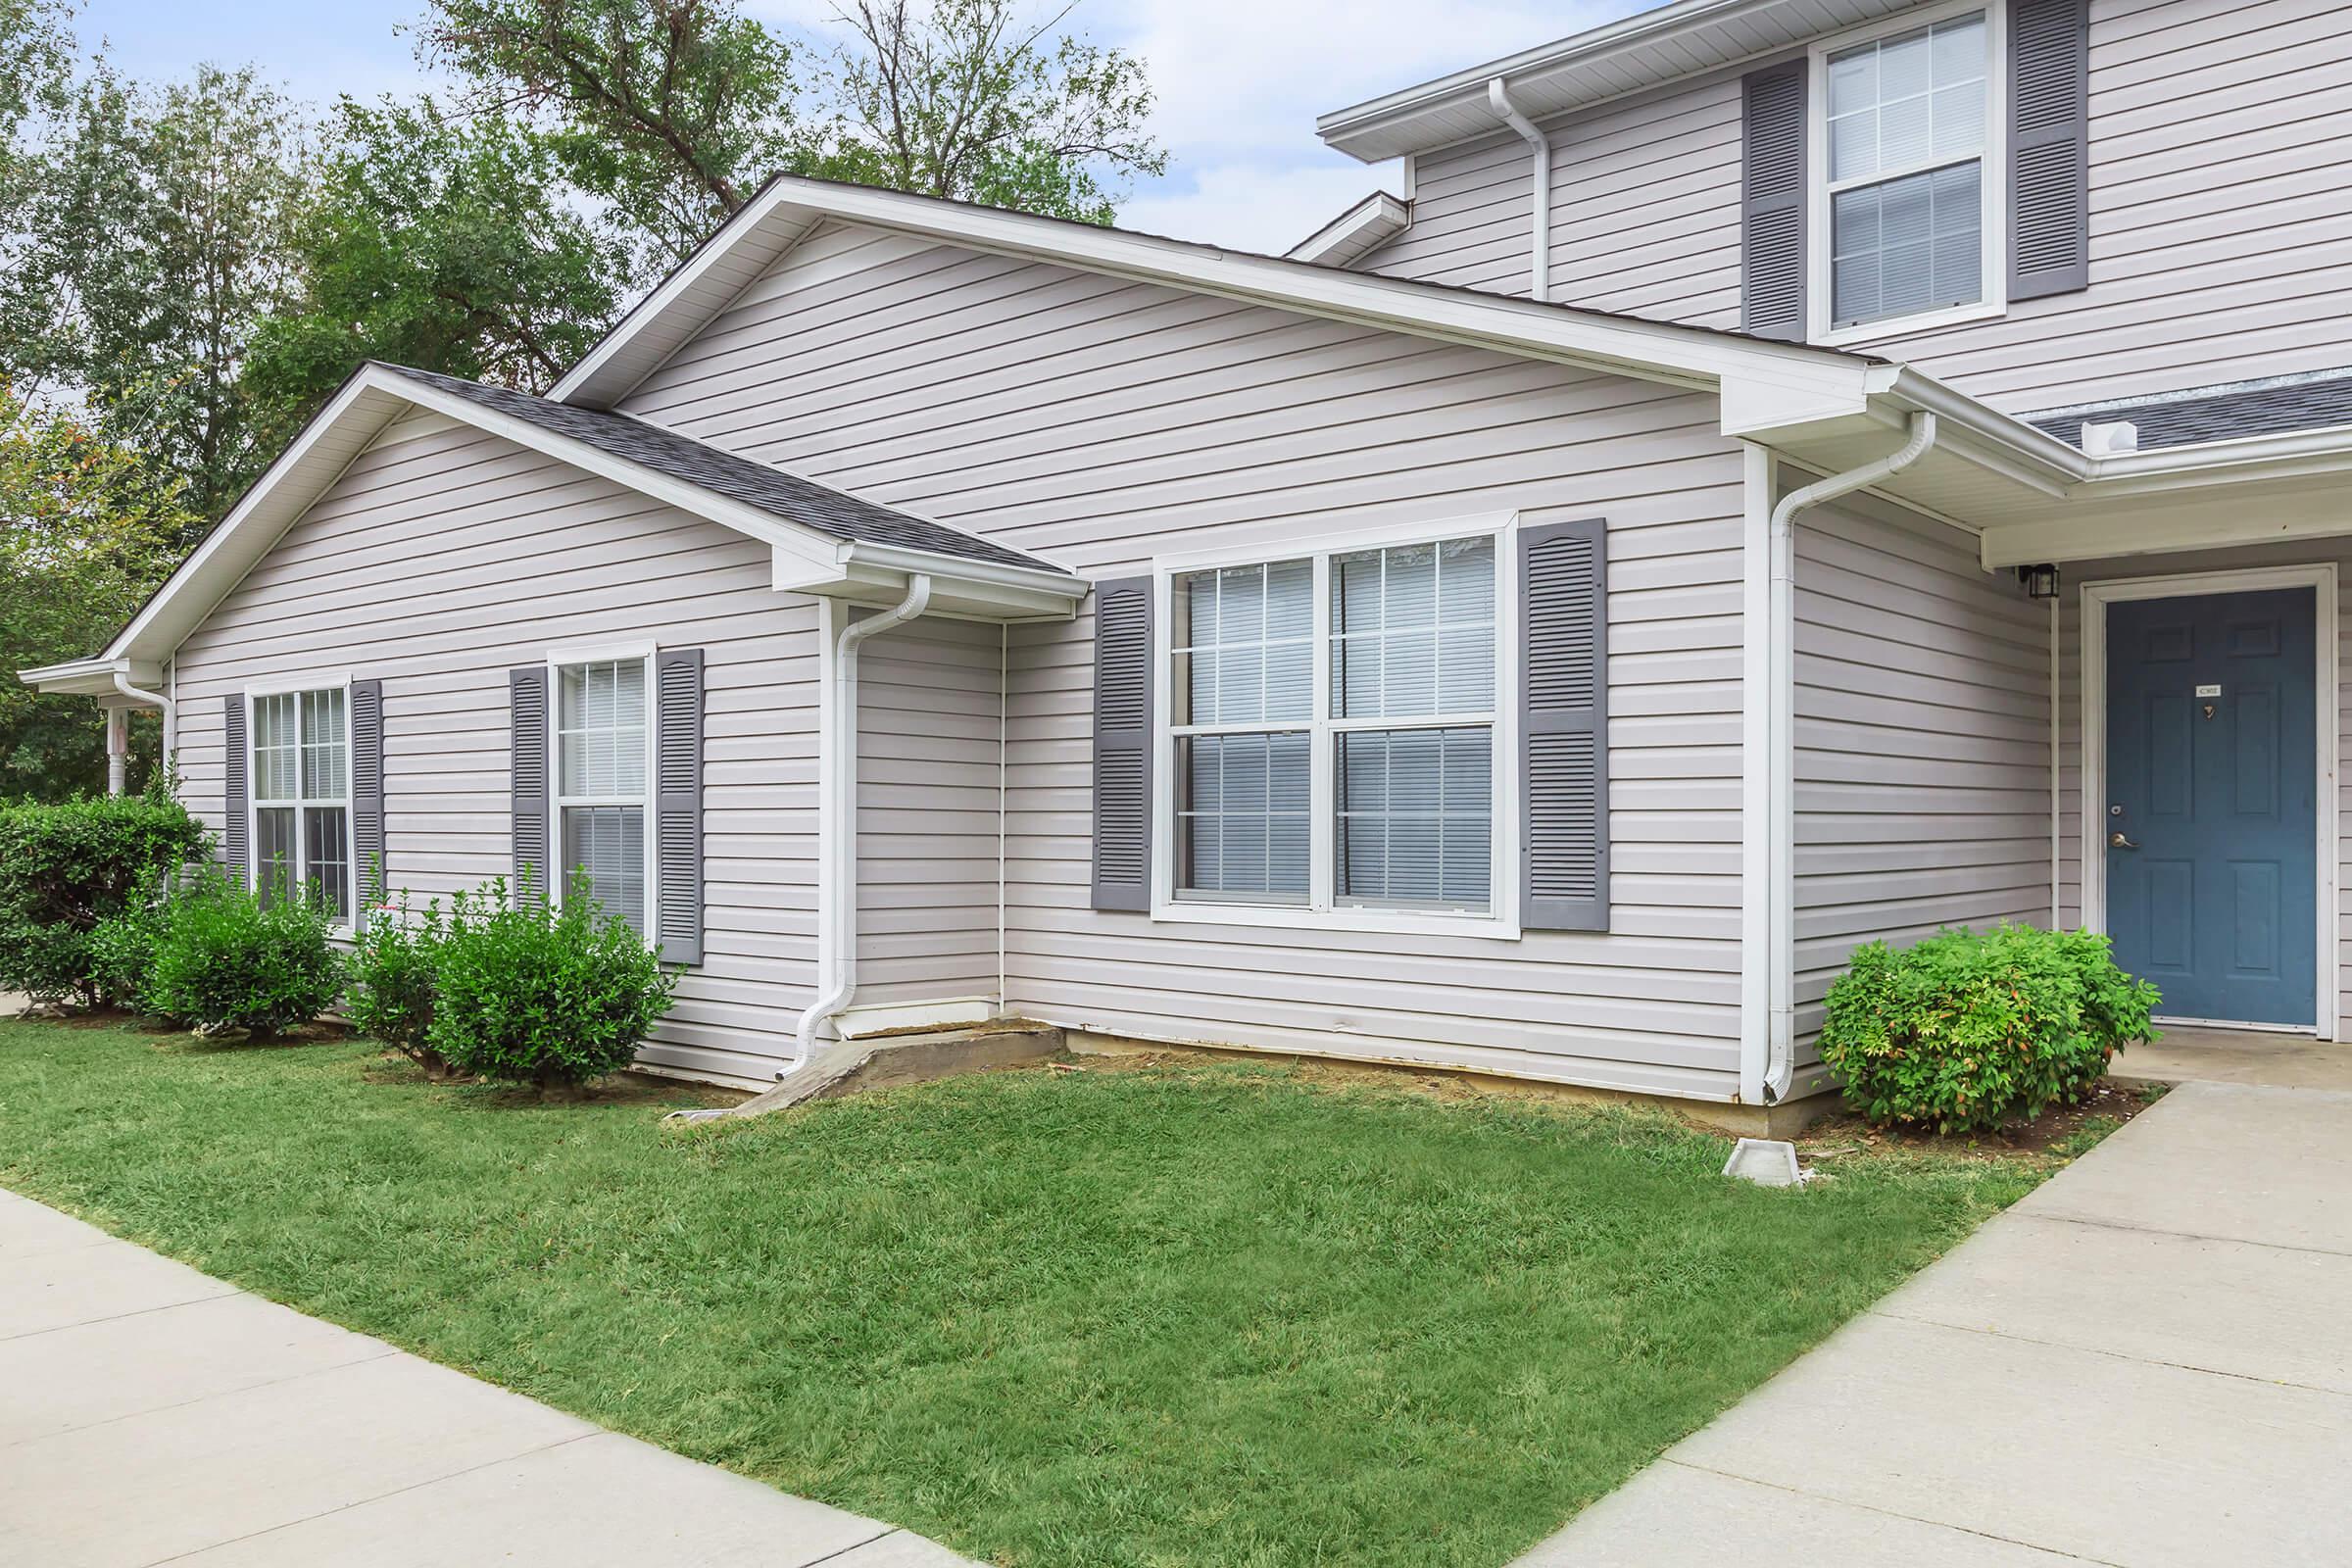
[
  {"x1": 1151, "y1": 899, "x2": 1522, "y2": 943},
  {"x1": 1811, "y1": 299, "x2": 2005, "y2": 349}
]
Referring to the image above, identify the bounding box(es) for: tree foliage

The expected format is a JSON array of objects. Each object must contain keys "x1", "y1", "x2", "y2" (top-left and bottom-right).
[
  {"x1": 826, "y1": 0, "x2": 1163, "y2": 224},
  {"x1": 243, "y1": 96, "x2": 628, "y2": 450},
  {"x1": 0, "y1": 385, "x2": 196, "y2": 798},
  {"x1": 417, "y1": 0, "x2": 1166, "y2": 269}
]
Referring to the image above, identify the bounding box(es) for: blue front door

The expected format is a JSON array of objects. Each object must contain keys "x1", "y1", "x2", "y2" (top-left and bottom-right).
[{"x1": 2106, "y1": 587, "x2": 2317, "y2": 1026}]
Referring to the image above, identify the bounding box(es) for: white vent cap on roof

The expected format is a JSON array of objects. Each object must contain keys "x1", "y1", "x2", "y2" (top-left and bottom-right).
[{"x1": 2082, "y1": 419, "x2": 2139, "y2": 457}]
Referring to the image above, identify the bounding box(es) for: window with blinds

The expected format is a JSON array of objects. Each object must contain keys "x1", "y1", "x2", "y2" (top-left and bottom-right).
[
  {"x1": 1168, "y1": 534, "x2": 1500, "y2": 916},
  {"x1": 1825, "y1": 11, "x2": 1988, "y2": 328},
  {"x1": 249, "y1": 687, "x2": 351, "y2": 920},
  {"x1": 554, "y1": 658, "x2": 652, "y2": 935}
]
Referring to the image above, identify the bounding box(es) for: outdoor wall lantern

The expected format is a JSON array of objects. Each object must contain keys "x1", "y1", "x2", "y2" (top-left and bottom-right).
[{"x1": 2017, "y1": 564, "x2": 2062, "y2": 600}]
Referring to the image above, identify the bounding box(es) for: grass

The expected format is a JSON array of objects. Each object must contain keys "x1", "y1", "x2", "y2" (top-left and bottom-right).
[{"x1": 0, "y1": 1019, "x2": 2087, "y2": 1568}]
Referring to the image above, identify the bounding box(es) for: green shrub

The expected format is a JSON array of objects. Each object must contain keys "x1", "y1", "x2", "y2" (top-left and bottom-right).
[
  {"x1": 0, "y1": 788, "x2": 207, "y2": 1005},
  {"x1": 147, "y1": 869, "x2": 346, "y2": 1037},
  {"x1": 86, "y1": 899, "x2": 170, "y2": 1013},
  {"x1": 345, "y1": 893, "x2": 454, "y2": 1074},
  {"x1": 425, "y1": 875, "x2": 676, "y2": 1087},
  {"x1": 1820, "y1": 923, "x2": 2159, "y2": 1133}
]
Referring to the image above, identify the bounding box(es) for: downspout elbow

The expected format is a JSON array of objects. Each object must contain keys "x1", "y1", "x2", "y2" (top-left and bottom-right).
[
  {"x1": 792, "y1": 573, "x2": 934, "y2": 1059},
  {"x1": 1760, "y1": 413, "x2": 1937, "y2": 1104},
  {"x1": 111, "y1": 671, "x2": 174, "y2": 789},
  {"x1": 1488, "y1": 77, "x2": 1549, "y2": 301}
]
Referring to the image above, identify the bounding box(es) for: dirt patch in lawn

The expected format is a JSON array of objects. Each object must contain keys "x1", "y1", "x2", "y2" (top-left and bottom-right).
[{"x1": 1796, "y1": 1076, "x2": 2164, "y2": 1165}]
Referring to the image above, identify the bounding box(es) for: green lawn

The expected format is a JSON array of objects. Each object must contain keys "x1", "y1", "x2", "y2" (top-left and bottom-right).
[{"x1": 0, "y1": 1019, "x2": 2069, "y2": 1568}]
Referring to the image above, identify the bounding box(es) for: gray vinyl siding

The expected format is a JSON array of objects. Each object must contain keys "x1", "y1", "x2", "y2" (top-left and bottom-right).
[
  {"x1": 1792, "y1": 492, "x2": 2054, "y2": 1081},
  {"x1": 1360, "y1": 0, "x2": 2352, "y2": 412},
  {"x1": 2054, "y1": 539, "x2": 2352, "y2": 1035},
  {"x1": 618, "y1": 220, "x2": 1754, "y2": 1101},
  {"x1": 854, "y1": 613, "x2": 1004, "y2": 1008},
  {"x1": 171, "y1": 417, "x2": 820, "y2": 1087}
]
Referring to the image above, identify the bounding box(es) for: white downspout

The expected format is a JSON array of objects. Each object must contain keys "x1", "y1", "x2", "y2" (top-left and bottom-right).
[
  {"x1": 1759, "y1": 412, "x2": 1938, "y2": 1105},
  {"x1": 112, "y1": 671, "x2": 174, "y2": 791},
  {"x1": 1487, "y1": 77, "x2": 1549, "y2": 301},
  {"x1": 2049, "y1": 595, "x2": 2062, "y2": 930},
  {"x1": 793, "y1": 574, "x2": 933, "y2": 1059}
]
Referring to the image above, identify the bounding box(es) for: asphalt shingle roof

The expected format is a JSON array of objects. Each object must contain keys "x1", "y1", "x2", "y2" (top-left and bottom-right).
[
  {"x1": 381, "y1": 363, "x2": 1064, "y2": 575},
  {"x1": 2026, "y1": 369, "x2": 2352, "y2": 453}
]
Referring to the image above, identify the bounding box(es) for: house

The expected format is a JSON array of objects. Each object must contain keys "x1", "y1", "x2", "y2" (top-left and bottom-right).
[{"x1": 24, "y1": 0, "x2": 2348, "y2": 1130}]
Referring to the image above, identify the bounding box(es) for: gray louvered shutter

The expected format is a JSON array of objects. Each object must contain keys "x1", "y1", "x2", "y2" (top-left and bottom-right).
[
  {"x1": 1741, "y1": 59, "x2": 1808, "y2": 341},
  {"x1": 655, "y1": 648, "x2": 705, "y2": 965},
  {"x1": 2010, "y1": 0, "x2": 2090, "y2": 300},
  {"x1": 1091, "y1": 576, "x2": 1153, "y2": 911},
  {"x1": 350, "y1": 678, "x2": 386, "y2": 923},
  {"x1": 222, "y1": 695, "x2": 249, "y2": 884},
  {"x1": 1521, "y1": 519, "x2": 1609, "y2": 931},
  {"x1": 509, "y1": 667, "x2": 549, "y2": 905}
]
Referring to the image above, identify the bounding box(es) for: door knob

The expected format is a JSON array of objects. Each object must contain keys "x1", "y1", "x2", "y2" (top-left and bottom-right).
[{"x1": 2109, "y1": 830, "x2": 2138, "y2": 849}]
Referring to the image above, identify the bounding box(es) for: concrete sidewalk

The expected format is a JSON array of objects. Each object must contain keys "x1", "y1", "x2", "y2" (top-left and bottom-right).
[
  {"x1": 0, "y1": 1188, "x2": 979, "y2": 1568},
  {"x1": 1518, "y1": 1079, "x2": 2352, "y2": 1566}
]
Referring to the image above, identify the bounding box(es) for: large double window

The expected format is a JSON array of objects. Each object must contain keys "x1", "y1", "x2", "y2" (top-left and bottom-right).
[
  {"x1": 249, "y1": 687, "x2": 352, "y2": 921},
  {"x1": 1166, "y1": 529, "x2": 1506, "y2": 926},
  {"x1": 1820, "y1": 7, "x2": 1993, "y2": 332},
  {"x1": 554, "y1": 656, "x2": 652, "y2": 936}
]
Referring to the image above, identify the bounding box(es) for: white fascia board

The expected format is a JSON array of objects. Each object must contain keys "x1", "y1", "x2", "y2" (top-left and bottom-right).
[
  {"x1": 1315, "y1": 0, "x2": 1777, "y2": 160},
  {"x1": 1287, "y1": 192, "x2": 1410, "y2": 267},
  {"x1": 550, "y1": 175, "x2": 1879, "y2": 424},
  {"x1": 775, "y1": 545, "x2": 1086, "y2": 621},
  {"x1": 17, "y1": 656, "x2": 162, "y2": 696}
]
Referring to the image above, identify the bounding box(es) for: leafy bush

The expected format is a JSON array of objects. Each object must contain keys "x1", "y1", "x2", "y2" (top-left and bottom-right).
[
  {"x1": 147, "y1": 869, "x2": 346, "y2": 1037},
  {"x1": 0, "y1": 788, "x2": 207, "y2": 1005},
  {"x1": 1820, "y1": 923, "x2": 2159, "y2": 1132},
  {"x1": 86, "y1": 899, "x2": 170, "y2": 1013},
  {"x1": 345, "y1": 893, "x2": 454, "y2": 1074},
  {"x1": 425, "y1": 876, "x2": 676, "y2": 1087}
]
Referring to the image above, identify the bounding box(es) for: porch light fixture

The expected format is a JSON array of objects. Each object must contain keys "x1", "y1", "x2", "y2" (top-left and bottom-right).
[{"x1": 2019, "y1": 564, "x2": 2061, "y2": 600}]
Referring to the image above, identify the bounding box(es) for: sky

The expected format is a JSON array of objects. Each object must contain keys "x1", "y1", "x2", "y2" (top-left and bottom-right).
[{"x1": 69, "y1": 0, "x2": 1654, "y2": 256}]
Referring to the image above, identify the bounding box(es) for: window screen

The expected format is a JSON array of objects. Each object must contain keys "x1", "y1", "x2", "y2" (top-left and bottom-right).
[
  {"x1": 555, "y1": 659, "x2": 651, "y2": 935},
  {"x1": 1826, "y1": 13, "x2": 1987, "y2": 328}
]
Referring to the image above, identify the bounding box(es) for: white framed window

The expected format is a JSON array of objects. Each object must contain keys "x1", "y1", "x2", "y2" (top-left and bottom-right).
[
  {"x1": 1152, "y1": 515, "x2": 1520, "y2": 940},
  {"x1": 247, "y1": 682, "x2": 353, "y2": 923},
  {"x1": 1809, "y1": 1, "x2": 2005, "y2": 344},
  {"x1": 549, "y1": 649, "x2": 655, "y2": 938}
]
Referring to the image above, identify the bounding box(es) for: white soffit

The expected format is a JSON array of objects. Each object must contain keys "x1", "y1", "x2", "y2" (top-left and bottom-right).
[
  {"x1": 1316, "y1": 0, "x2": 1932, "y2": 163},
  {"x1": 1288, "y1": 191, "x2": 1411, "y2": 268}
]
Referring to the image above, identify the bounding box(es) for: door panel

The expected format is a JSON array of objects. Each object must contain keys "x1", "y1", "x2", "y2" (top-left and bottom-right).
[{"x1": 2105, "y1": 587, "x2": 2317, "y2": 1026}]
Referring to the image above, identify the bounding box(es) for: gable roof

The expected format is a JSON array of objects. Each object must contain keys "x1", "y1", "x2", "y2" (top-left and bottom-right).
[
  {"x1": 548, "y1": 173, "x2": 1890, "y2": 436},
  {"x1": 380, "y1": 366, "x2": 1053, "y2": 571},
  {"x1": 1287, "y1": 191, "x2": 1412, "y2": 267},
  {"x1": 66, "y1": 361, "x2": 1081, "y2": 671}
]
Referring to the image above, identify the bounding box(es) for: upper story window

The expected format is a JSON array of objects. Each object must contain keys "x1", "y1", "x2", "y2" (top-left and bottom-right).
[
  {"x1": 1824, "y1": 11, "x2": 1990, "y2": 331},
  {"x1": 1166, "y1": 532, "x2": 1504, "y2": 924},
  {"x1": 554, "y1": 657, "x2": 652, "y2": 936},
  {"x1": 249, "y1": 686, "x2": 352, "y2": 922}
]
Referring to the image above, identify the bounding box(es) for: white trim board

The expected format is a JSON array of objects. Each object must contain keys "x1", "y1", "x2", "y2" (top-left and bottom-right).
[{"x1": 2077, "y1": 564, "x2": 2340, "y2": 1042}]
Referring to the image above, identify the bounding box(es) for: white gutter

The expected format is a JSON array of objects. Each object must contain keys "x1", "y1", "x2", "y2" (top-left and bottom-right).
[
  {"x1": 1757, "y1": 412, "x2": 1938, "y2": 1105},
  {"x1": 1487, "y1": 78, "x2": 1550, "y2": 301},
  {"x1": 792, "y1": 572, "x2": 934, "y2": 1059}
]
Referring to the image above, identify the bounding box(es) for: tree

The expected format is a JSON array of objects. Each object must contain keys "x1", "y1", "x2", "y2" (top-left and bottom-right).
[
  {"x1": 243, "y1": 97, "x2": 628, "y2": 446},
  {"x1": 0, "y1": 384, "x2": 196, "y2": 799},
  {"x1": 416, "y1": 0, "x2": 1167, "y2": 270},
  {"x1": 11, "y1": 59, "x2": 310, "y2": 524},
  {"x1": 825, "y1": 0, "x2": 1162, "y2": 224},
  {"x1": 416, "y1": 0, "x2": 811, "y2": 270}
]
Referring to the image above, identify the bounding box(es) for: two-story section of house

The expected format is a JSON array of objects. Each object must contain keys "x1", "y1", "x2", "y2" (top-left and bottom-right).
[{"x1": 28, "y1": 0, "x2": 2352, "y2": 1126}]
